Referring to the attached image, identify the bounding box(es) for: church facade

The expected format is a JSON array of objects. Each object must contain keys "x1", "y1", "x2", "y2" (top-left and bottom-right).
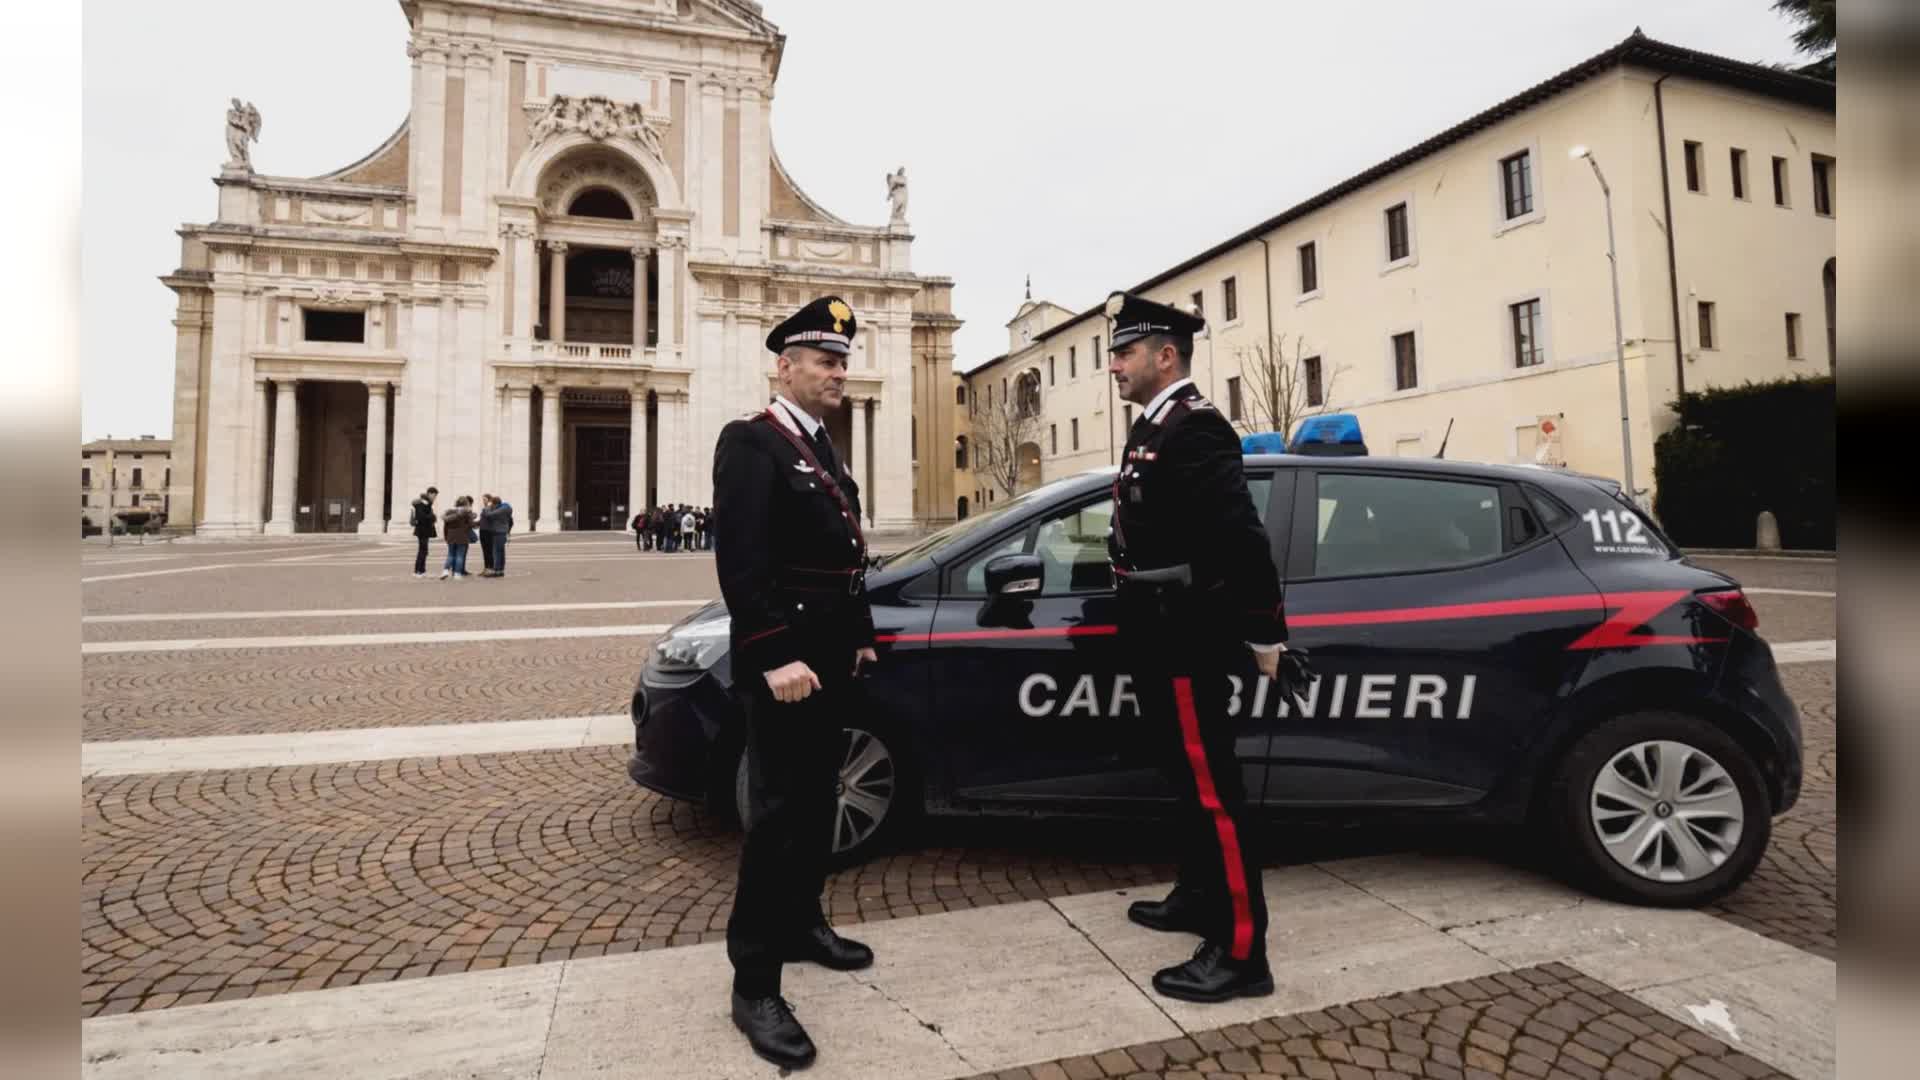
[{"x1": 165, "y1": 0, "x2": 957, "y2": 535}]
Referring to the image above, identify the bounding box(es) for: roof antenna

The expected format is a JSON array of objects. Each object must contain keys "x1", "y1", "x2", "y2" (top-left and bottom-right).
[{"x1": 1434, "y1": 417, "x2": 1455, "y2": 459}]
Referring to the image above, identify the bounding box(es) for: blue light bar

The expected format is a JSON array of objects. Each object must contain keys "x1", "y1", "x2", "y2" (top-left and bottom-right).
[
  {"x1": 1239, "y1": 432, "x2": 1289, "y2": 455},
  {"x1": 1289, "y1": 413, "x2": 1368, "y2": 456}
]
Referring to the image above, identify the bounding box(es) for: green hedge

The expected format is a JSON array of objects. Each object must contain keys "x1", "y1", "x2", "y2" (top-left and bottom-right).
[{"x1": 1653, "y1": 375, "x2": 1833, "y2": 550}]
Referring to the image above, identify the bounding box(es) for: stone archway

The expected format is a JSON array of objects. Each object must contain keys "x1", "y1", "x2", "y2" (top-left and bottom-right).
[{"x1": 1015, "y1": 440, "x2": 1042, "y2": 492}]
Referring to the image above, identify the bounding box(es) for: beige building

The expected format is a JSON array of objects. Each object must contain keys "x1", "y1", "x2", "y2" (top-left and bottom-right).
[
  {"x1": 165, "y1": 0, "x2": 956, "y2": 535},
  {"x1": 963, "y1": 33, "x2": 1835, "y2": 500},
  {"x1": 82, "y1": 437, "x2": 173, "y2": 531}
]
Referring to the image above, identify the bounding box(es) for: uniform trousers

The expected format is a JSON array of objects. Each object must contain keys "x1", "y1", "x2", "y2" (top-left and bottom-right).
[
  {"x1": 726, "y1": 653, "x2": 853, "y2": 997},
  {"x1": 1121, "y1": 607, "x2": 1270, "y2": 962}
]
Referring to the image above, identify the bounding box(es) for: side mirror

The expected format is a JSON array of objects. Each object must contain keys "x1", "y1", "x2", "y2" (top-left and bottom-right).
[{"x1": 983, "y1": 553, "x2": 1043, "y2": 598}]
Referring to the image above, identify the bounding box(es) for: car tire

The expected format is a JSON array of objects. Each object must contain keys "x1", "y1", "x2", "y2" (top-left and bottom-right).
[
  {"x1": 1548, "y1": 710, "x2": 1770, "y2": 907},
  {"x1": 733, "y1": 718, "x2": 918, "y2": 868}
]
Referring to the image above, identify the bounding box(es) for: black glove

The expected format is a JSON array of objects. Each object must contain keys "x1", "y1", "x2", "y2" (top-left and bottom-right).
[{"x1": 1271, "y1": 646, "x2": 1319, "y2": 708}]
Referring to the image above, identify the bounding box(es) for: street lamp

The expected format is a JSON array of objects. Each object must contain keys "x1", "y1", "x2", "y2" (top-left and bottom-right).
[{"x1": 1569, "y1": 144, "x2": 1637, "y2": 504}]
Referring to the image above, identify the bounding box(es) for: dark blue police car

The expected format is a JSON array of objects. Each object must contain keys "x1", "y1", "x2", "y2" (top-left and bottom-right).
[{"x1": 629, "y1": 419, "x2": 1800, "y2": 907}]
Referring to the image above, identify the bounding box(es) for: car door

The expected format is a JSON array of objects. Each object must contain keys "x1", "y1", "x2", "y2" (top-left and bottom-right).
[
  {"x1": 930, "y1": 473, "x2": 1286, "y2": 810},
  {"x1": 1267, "y1": 467, "x2": 1599, "y2": 806}
]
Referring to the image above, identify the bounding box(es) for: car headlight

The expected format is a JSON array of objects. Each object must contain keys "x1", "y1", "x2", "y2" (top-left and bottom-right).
[{"x1": 652, "y1": 617, "x2": 731, "y2": 672}]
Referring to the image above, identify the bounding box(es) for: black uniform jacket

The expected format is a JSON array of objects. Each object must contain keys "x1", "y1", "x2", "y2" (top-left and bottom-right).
[
  {"x1": 713, "y1": 408, "x2": 876, "y2": 679},
  {"x1": 1108, "y1": 382, "x2": 1287, "y2": 646}
]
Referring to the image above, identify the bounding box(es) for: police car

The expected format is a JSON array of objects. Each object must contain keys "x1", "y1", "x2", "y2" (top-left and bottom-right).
[{"x1": 629, "y1": 416, "x2": 1801, "y2": 907}]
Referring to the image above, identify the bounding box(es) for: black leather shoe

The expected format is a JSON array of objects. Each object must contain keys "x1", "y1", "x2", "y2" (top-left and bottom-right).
[
  {"x1": 1151, "y1": 942, "x2": 1274, "y2": 1003},
  {"x1": 731, "y1": 991, "x2": 817, "y2": 1070},
  {"x1": 1127, "y1": 889, "x2": 1210, "y2": 935},
  {"x1": 786, "y1": 924, "x2": 874, "y2": 971}
]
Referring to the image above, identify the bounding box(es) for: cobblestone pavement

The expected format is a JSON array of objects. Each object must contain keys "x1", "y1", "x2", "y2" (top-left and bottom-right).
[
  {"x1": 962, "y1": 964, "x2": 1789, "y2": 1080},
  {"x1": 80, "y1": 747, "x2": 1170, "y2": 1017},
  {"x1": 83, "y1": 639, "x2": 658, "y2": 741},
  {"x1": 1705, "y1": 661, "x2": 1836, "y2": 960}
]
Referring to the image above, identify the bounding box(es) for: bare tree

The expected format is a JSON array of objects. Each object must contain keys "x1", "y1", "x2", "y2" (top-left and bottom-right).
[
  {"x1": 1233, "y1": 332, "x2": 1345, "y2": 439},
  {"x1": 971, "y1": 374, "x2": 1043, "y2": 499}
]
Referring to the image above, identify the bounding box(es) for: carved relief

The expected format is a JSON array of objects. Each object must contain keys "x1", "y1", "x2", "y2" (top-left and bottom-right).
[
  {"x1": 527, "y1": 94, "x2": 666, "y2": 160},
  {"x1": 304, "y1": 201, "x2": 372, "y2": 226},
  {"x1": 537, "y1": 151, "x2": 658, "y2": 218}
]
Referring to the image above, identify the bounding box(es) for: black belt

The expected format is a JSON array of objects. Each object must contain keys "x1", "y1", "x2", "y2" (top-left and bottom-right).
[{"x1": 778, "y1": 566, "x2": 867, "y2": 597}]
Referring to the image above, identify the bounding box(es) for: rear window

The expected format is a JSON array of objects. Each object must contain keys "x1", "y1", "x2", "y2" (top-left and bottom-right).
[{"x1": 1314, "y1": 473, "x2": 1504, "y2": 577}]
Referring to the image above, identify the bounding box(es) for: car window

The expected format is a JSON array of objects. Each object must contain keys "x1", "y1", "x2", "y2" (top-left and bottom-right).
[
  {"x1": 1314, "y1": 473, "x2": 1503, "y2": 577},
  {"x1": 947, "y1": 476, "x2": 1275, "y2": 598},
  {"x1": 1034, "y1": 499, "x2": 1115, "y2": 594},
  {"x1": 954, "y1": 529, "x2": 1030, "y2": 596}
]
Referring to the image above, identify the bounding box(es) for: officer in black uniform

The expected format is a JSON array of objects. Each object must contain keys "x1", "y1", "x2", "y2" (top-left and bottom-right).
[
  {"x1": 1103, "y1": 290, "x2": 1313, "y2": 1003},
  {"x1": 712, "y1": 295, "x2": 878, "y2": 1070}
]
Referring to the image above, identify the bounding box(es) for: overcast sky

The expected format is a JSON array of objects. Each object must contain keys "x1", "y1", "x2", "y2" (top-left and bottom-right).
[{"x1": 81, "y1": 0, "x2": 1806, "y2": 440}]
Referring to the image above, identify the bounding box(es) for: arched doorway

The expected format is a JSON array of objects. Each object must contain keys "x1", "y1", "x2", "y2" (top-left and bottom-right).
[
  {"x1": 1823, "y1": 257, "x2": 1835, "y2": 371},
  {"x1": 1015, "y1": 440, "x2": 1042, "y2": 493},
  {"x1": 956, "y1": 495, "x2": 969, "y2": 520}
]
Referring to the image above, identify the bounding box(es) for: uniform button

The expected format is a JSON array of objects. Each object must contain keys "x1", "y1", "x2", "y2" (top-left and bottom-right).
[{"x1": 796, "y1": 602, "x2": 806, "y2": 611}]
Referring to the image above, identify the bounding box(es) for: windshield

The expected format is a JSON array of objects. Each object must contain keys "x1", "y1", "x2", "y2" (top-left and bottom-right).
[{"x1": 879, "y1": 472, "x2": 1110, "y2": 570}]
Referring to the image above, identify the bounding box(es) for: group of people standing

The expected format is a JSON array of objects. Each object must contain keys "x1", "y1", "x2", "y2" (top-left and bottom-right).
[
  {"x1": 409, "y1": 487, "x2": 514, "y2": 579},
  {"x1": 630, "y1": 504, "x2": 712, "y2": 552}
]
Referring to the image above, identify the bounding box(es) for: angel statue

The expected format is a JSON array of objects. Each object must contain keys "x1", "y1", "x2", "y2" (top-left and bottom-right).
[
  {"x1": 886, "y1": 166, "x2": 909, "y2": 225},
  {"x1": 225, "y1": 98, "x2": 262, "y2": 169}
]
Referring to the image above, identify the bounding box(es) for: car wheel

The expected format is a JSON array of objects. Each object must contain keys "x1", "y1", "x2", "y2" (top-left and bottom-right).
[
  {"x1": 733, "y1": 720, "x2": 917, "y2": 867},
  {"x1": 1549, "y1": 710, "x2": 1770, "y2": 907}
]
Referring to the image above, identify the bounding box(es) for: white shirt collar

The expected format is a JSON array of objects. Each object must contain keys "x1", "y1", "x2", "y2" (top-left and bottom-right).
[
  {"x1": 1143, "y1": 377, "x2": 1195, "y2": 423},
  {"x1": 772, "y1": 396, "x2": 824, "y2": 439}
]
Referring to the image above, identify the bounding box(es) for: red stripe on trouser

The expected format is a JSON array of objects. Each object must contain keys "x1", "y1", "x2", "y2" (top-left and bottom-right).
[{"x1": 1171, "y1": 676, "x2": 1254, "y2": 961}]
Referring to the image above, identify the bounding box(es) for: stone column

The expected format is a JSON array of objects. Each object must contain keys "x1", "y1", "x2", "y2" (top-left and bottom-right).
[
  {"x1": 251, "y1": 379, "x2": 271, "y2": 524},
  {"x1": 265, "y1": 380, "x2": 299, "y2": 535},
  {"x1": 547, "y1": 242, "x2": 568, "y2": 343},
  {"x1": 628, "y1": 387, "x2": 650, "y2": 524},
  {"x1": 538, "y1": 384, "x2": 562, "y2": 530},
  {"x1": 505, "y1": 385, "x2": 533, "y2": 512},
  {"x1": 850, "y1": 395, "x2": 869, "y2": 523},
  {"x1": 359, "y1": 382, "x2": 389, "y2": 534},
  {"x1": 631, "y1": 246, "x2": 651, "y2": 352},
  {"x1": 656, "y1": 237, "x2": 680, "y2": 358},
  {"x1": 654, "y1": 390, "x2": 678, "y2": 503}
]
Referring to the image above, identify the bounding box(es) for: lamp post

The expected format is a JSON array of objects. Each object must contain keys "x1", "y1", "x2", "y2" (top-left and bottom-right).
[{"x1": 1569, "y1": 144, "x2": 1637, "y2": 504}]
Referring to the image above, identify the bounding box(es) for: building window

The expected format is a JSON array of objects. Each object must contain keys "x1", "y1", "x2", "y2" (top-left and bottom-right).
[
  {"x1": 1303, "y1": 356, "x2": 1324, "y2": 407},
  {"x1": 1510, "y1": 299, "x2": 1544, "y2": 367},
  {"x1": 1068, "y1": 345, "x2": 1076, "y2": 379},
  {"x1": 1683, "y1": 141, "x2": 1703, "y2": 193},
  {"x1": 1048, "y1": 356, "x2": 1056, "y2": 385},
  {"x1": 1385, "y1": 203, "x2": 1411, "y2": 262},
  {"x1": 1222, "y1": 277, "x2": 1239, "y2": 323},
  {"x1": 1785, "y1": 312, "x2": 1803, "y2": 359},
  {"x1": 1811, "y1": 155, "x2": 1835, "y2": 216},
  {"x1": 1189, "y1": 290, "x2": 1203, "y2": 318},
  {"x1": 1050, "y1": 424, "x2": 1058, "y2": 455},
  {"x1": 1500, "y1": 150, "x2": 1534, "y2": 219},
  {"x1": 81, "y1": 493, "x2": 89, "y2": 508},
  {"x1": 955, "y1": 436, "x2": 968, "y2": 468},
  {"x1": 1772, "y1": 156, "x2": 1790, "y2": 206},
  {"x1": 131, "y1": 468, "x2": 143, "y2": 489},
  {"x1": 1071, "y1": 418, "x2": 1080, "y2": 451},
  {"x1": 1298, "y1": 242, "x2": 1318, "y2": 294},
  {"x1": 303, "y1": 308, "x2": 366, "y2": 343},
  {"x1": 956, "y1": 384, "x2": 967, "y2": 406},
  {"x1": 82, "y1": 467, "x2": 91, "y2": 488},
  {"x1": 1227, "y1": 376, "x2": 1244, "y2": 422},
  {"x1": 1123, "y1": 404, "x2": 1133, "y2": 428},
  {"x1": 1730, "y1": 148, "x2": 1748, "y2": 200},
  {"x1": 986, "y1": 383, "x2": 993, "y2": 408},
  {"x1": 1392, "y1": 331, "x2": 1418, "y2": 390},
  {"x1": 1093, "y1": 335, "x2": 1101, "y2": 361},
  {"x1": 1697, "y1": 301, "x2": 1717, "y2": 350}
]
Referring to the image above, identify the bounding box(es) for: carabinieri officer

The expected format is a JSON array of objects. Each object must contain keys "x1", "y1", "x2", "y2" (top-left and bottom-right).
[
  {"x1": 1104, "y1": 289, "x2": 1312, "y2": 1003},
  {"x1": 712, "y1": 295, "x2": 878, "y2": 1070}
]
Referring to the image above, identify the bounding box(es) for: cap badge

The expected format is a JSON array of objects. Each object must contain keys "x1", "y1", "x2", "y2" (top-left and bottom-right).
[
  {"x1": 1104, "y1": 293, "x2": 1126, "y2": 319},
  {"x1": 828, "y1": 299, "x2": 852, "y2": 333}
]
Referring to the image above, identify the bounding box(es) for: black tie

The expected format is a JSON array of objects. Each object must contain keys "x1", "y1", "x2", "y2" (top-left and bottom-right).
[{"x1": 812, "y1": 428, "x2": 840, "y2": 476}]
